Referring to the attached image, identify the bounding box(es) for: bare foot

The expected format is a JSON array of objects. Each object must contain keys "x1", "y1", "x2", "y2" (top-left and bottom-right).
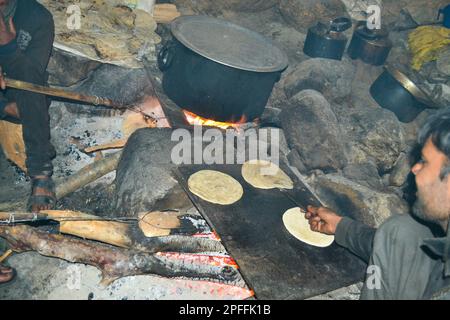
[
  {"x1": 0, "y1": 265, "x2": 15, "y2": 284},
  {"x1": 29, "y1": 175, "x2": 56, "y2": 213}
]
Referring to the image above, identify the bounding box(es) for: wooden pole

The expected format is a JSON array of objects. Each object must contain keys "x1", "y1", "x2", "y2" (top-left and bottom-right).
[
  {"x1": 4, "y1": 78, "x2": 122, "y2": 109},
  {"x1": 55, "y1": 151, "x2": 122, "y2": 199}
]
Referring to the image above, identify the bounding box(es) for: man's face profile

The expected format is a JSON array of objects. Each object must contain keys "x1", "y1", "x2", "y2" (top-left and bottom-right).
[{"x1": 411, "y1": 138, "x2": 450, "y2": 227}]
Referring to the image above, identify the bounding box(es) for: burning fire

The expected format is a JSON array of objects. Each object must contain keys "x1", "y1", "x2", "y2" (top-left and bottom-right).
[{"x1": 183, "y1": 110, "x2": 247, "y2": 130}]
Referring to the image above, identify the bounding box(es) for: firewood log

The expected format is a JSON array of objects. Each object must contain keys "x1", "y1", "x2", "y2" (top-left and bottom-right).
[
  {"x1": 0, "y1": 225, "x2": 241, "y2": 286},
  {"x1": 55, "y1": 151, "x2": 122, "y2": 199},
  {"x1": 153, "y1": 4, "x2": 181, "y2": 24},
  {"x1": 0, "y1": 210, "x2": 222, "y2": 254},
  {"x1": 0, "y1": 120, "x2": 26, "y2": 172},
  {"x1": 43, "y1": 210, "x2": 132, "y2": 248}
]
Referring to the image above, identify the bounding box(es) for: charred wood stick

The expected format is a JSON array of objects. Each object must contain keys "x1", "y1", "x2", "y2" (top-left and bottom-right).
[
  {"x1": 84, "y1": 139, "x2": 128, "y2": 153},
  {"x1": 0, "y1": 212, "x2": 48, "y2": 222},
  {"x1": 4, "y1": 78, "x2": 122, "y2": 109},
  {"x1": 0, "y1": 225, "x2": 241, "y2": 286},
  {"x1": 55, "y1": 151, "x2": 122, "y2": 199}
]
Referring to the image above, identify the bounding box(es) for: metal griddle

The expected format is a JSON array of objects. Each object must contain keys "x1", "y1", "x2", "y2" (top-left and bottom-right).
[{"x1": 174, "y1": 163, "x2": 366, "y2": 300}]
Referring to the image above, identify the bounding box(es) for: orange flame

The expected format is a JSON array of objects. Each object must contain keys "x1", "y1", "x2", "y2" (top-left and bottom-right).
[{"x1": 183, "y1": 110, "x2": 247, "y2": 130}]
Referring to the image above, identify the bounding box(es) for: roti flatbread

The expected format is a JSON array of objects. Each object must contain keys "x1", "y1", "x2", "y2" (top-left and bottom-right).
[
  {"x1": 282, "y1": 207, "x2": 334, "y2": 248},
  {"x1": 188, "y1": 170, "x2": 243, "y2": 205},
  {"x1": 242, "y1": 160, "x2": 294, "y2": 190}
]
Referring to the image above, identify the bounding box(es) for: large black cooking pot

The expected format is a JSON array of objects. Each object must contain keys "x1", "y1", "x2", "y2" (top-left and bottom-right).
[
  {"x1": 370, "y1": 66, "x2": 435, "y2": 123},
  {"x1": 158, "y1": 16, "x2": 289, "y2": 123}
]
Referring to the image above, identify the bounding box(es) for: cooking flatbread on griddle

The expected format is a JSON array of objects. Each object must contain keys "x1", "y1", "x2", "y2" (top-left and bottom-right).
[
  {"x1": 242, "y1": 160, "x2": 294, "y2": 190},
  {"x1": 283, "y1": 207, "x2": 334, "y2": 248},
  {"x1": 188, "y1": 170, "x2": 243, "y2": 205}
]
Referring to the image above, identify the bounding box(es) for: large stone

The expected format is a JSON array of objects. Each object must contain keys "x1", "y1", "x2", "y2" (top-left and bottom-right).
[
  {"x1": 398, "y1": 0, "x2": 448, "y2": 25},
  {"x1": 65, "y1": 64, "x2": 154, "y2": 116},
  {"x1": 47, "y1": 48, "x2": 101, "y2": 87},
  {"x1": 382, "y1": 0, "x2": 449, "y2": 26},
  {"x1": 282, "y1": 58, "x2": 356, "y2": 102},
  {"x1": 332, "y1": 101, "x2": 406, "y2": 173},
  {"x1": 437, "y1": 49, "x2": 450, "y2": 77},
  {"x1": 389, "y1": 152, "x2": 414, "y2": 187},
  {"x1": 341, "y1": 0, "x2": 382, "y2": 21},
  {"x1": 310, "y1": 173, "x2": 409, "y2": 227},
  {"x1": 279, "y1": 0, "x2": 349, "y2": 33},
  {"x1": 280, "y1": 90, "x2": 348, "y2": 172},
  {"x1": 169, "y1": 0, "x2": 279, "y2": 15},
  {"x1": 114, "y1": 128, "x2": 178, "y2": 216},
  {"x1": 342, "y1": 162, "x2": 385, "y2": 191}
]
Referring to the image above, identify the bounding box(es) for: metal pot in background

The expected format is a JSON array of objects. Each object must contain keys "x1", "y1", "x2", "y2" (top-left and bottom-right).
[
  {"x1": 303, "y1": 17, "x2": 352, "y2": 60},
  {"x1": 438, "y1": 4, "x2": 450, "y2": 28},
  {"x1": 158, "y1": 16, "x2": 288, "y2": 123},
  {"x1": 347, "y1": 22, "x2": 393, "y2": 66},
  {"x1": 370, "y1": 66, "x2": 436, "y2": 123}
]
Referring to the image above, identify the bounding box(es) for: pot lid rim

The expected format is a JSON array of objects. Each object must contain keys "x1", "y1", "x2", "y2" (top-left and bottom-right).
[
  {"x1": 385, "y1": 66, "x2": 436, "y2": 107},
  {"x1": 170, "y1": 15, "x2": 289, "y2": 73}
]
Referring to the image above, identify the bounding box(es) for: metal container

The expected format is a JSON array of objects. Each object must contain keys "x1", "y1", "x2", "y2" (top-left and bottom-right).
[
  {"x1": 303, "y1": 17, "x2": 352, "y2": 61},
  {"x1": 158, "y1": 15, "x2": 288, "y2": 123},
  {"x1": 370, "y1": 66, "x2": 434, "y2": 123},
  {"x1": 438, "y1": 4, "x2": 450, "y2": 28},
  {"x1": 347, "y1": 23, "x2": 393, "y2": 66}
]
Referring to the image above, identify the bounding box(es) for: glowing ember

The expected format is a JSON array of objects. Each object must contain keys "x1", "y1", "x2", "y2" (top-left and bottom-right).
[
  {"x1": 156, "y1": 252, "x2": 239, "y2": 269},
  {"x1": 183, "y1": 110, "x2": 247, "y2": 130}
]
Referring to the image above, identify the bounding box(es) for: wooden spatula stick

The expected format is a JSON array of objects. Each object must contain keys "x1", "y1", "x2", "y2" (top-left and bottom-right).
[{"x1": 4, "y1": 77, "x2": 122, "y2": 109}]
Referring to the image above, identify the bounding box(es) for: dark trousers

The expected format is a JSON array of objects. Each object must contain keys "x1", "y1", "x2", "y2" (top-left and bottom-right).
[{"x1": 0, "y1": 59, "x2": 55, "y2": 176}]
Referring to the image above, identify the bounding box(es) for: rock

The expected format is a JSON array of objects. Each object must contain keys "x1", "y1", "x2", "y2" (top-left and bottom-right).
[
  {"x1": 341, "y1": 0, "x2": 382, "y2": 21},
  {"x1": 401, "y1": 0, "x2": 449, "y2": 25},
  {"x1": 114, "y1": 128, "x2": 178, "y2": 216},
  {"x1": 437, "y1": 50, "x2": 450, "y2": 77},
  {"x1": 389, "y1": 152, "x2": 414, "y2": 187},
  {"x1": 310, "y1": 173, "x2": 409, "y2": 227},
  {"x1": 282, "y1": 58, "x2": 356, "y2": 102},
  {"x1": 382, "y1": 0, "x2": 449, "y2": 26},
  {"x1": 287, "y1": 149, "x2": 308, "y2": 174},
  {"x1": 47, "y1": 48, "x2": 101, "y2": 87},
  {"x1": 256, "y1": 127, "x2": 290, "y2": 163},
  {"x1": 65, "y1": 64, "x2": 154, "y2": 116},
  {"x1": 342, "y1": 162, "x2": 384, "y2": 191},
  {"x1": 333, "y1": 101, "x2": 406, "y2": 173},
  {"x1": 114, "y1": 126, "x2": 282, "y2": 215},
  {"x1": 279, "y1": 0, "x2": 349, "y2": 33},
  {"x1": 400, "y1": 109, "x2": 433, "y2": 146},
  {"x1": 280, "y1": 90, "x2": 348, "y2": 172},
  {"x1": 169, "y1": 0, "x2": 279, "y2": 15}
]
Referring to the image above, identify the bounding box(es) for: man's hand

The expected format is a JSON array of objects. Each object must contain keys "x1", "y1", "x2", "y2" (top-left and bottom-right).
[
  {"x1": 0, "y1": 16, "x2": 16, "y2": 46},
  {"x1": 305, "y1": 205, "x2": 343, "y2": 235}
]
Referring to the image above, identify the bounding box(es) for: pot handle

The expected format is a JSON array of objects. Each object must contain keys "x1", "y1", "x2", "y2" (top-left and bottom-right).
[{"x1": 158, "y1": 43, "x2": 176, "y2": 72}]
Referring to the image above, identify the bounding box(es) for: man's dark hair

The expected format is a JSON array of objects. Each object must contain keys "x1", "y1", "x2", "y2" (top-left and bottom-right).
[{"x1": 418, "y1": 108, "x2": 450, "y2": 179}]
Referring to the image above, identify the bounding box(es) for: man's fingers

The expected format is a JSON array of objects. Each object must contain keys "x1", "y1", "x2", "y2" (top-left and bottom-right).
[{"x1": 307, "y1": 205, "x2": 319, "y2": 215}]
